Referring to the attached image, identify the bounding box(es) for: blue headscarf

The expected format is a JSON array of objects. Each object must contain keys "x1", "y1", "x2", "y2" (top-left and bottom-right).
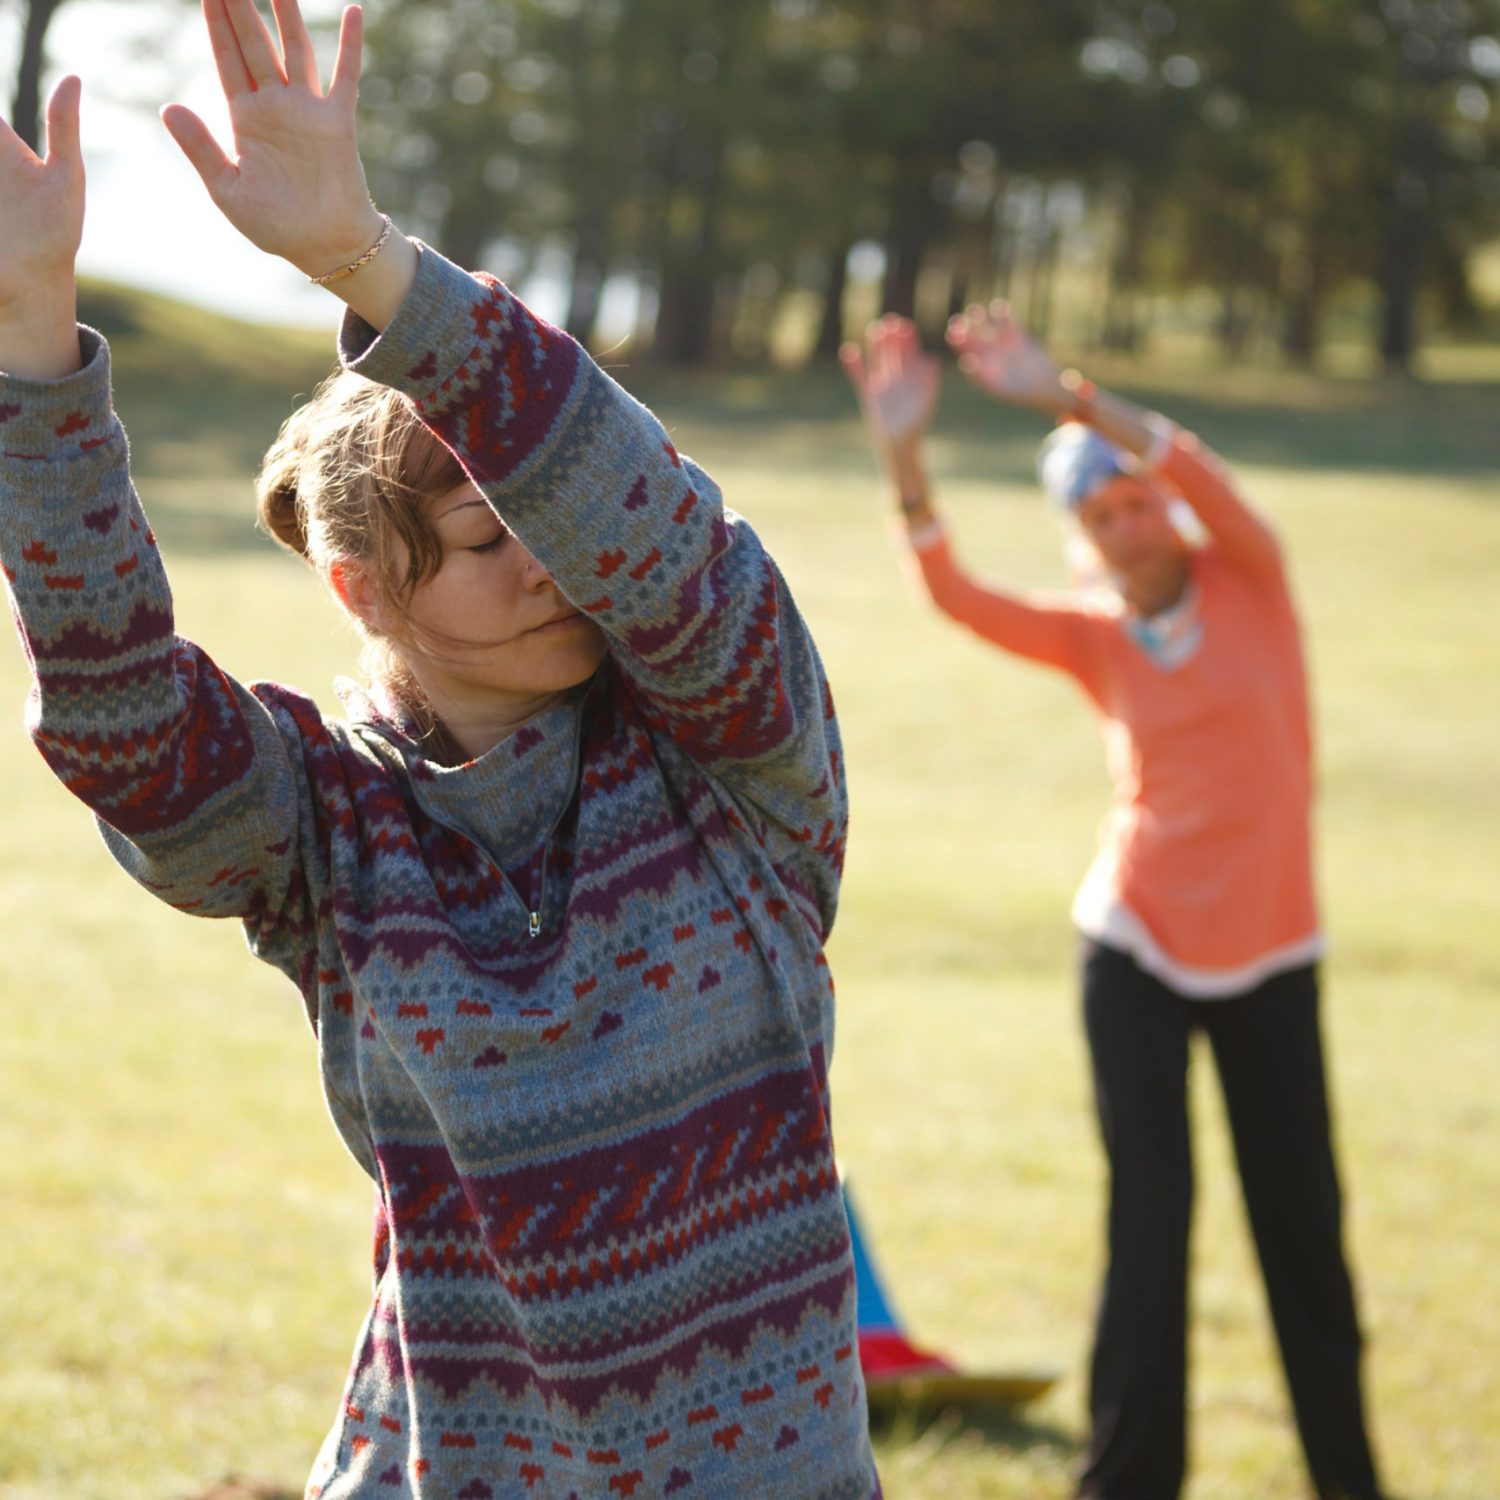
[{"x1": 1036, "y1": 422, "x2": 1130, "y2": 513}]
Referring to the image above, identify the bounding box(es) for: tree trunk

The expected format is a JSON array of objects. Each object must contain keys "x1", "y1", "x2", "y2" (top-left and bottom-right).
[
  {"x1": 565, "y1": 174, "x2": 612, "y2": 346},
  {"x1": 1378, "y1": 109, "x2": 1433, "y2": 376},
  {"x1": 812, "y1": 242, "x2": 851, "y2": 361},
  {"x1": 881, "y1": 156, "x2": 937, "y2": 318},
  {"x1": 565, "y1": 257, "x2": 606, "y2": 347},
  {"x1": 653, "y1": 153, "x2": 724, "y2": 365},
  {"x1": 1279, "y1": 230, "x2": 1326, "y2": 366},
  {"x1": 12, "y1": 0, "x2": 63, "y2": 151},
  {"x1": 1378, "y1": 211, "x2": 1421, "y2": 375},
  {"x1": 1025, "y1": 231, "x2": 1060, "y2": 343},
  {"x1": 1216, "y1": 224, "x2": 1254, "y2": 359},
  {"x1": 440, "y1": 212, "x2": 490, "y2": 280},
  {"x1": 1101, "y1": 180, "x2": 1151, "y2": 354}
]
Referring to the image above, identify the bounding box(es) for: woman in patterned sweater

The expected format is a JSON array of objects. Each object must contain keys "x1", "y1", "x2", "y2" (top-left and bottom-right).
[
  {"x1": 0, "y1": 3, "x2": 877, "y2": 1497},
  {"x1": 843, "y1": 310, "x2": 1383, "y2": 1500}
]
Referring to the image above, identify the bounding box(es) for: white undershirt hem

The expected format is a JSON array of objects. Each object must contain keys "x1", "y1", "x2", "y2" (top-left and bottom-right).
[{"x1": 1072, "y1": 889, "x2": 1325, "y2": 1000}]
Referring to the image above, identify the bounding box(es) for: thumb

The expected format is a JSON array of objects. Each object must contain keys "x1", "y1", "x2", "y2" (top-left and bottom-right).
[
  {"x1": 160, "y1": 103, "x2": 236, "y2": 202},
  {"x1": 43, "y1": 74, "x2": 83, "y2": 168},
  {"x1": 838, "y1": 341, "x2": 867, "y2": 390}
]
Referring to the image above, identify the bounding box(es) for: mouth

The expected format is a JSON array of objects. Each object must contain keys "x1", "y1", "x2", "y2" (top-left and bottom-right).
[{"x1": 531, "y1": 608, "x2": 584, "y2": 635}]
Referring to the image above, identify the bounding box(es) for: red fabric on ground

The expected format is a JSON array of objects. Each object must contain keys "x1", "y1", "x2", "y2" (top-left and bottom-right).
[{"x1": 859, "y1": 1329, "x2": 956, "y2": 1380}]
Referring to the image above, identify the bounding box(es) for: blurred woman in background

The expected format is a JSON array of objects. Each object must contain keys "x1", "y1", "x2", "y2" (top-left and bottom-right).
[{"x1": 843, "y1": 307, "x2": 1384, "y2": 1500}]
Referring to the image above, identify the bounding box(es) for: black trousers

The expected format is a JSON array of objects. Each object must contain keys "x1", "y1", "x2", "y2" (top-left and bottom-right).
[{"x1": 1075, "y1": 941, "x2": 1382, "y2": 1500}]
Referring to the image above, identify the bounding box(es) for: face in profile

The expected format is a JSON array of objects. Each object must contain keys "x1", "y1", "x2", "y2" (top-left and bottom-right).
[{"x1": 352, "y1": 480, "x2": 608, "y2": 714}]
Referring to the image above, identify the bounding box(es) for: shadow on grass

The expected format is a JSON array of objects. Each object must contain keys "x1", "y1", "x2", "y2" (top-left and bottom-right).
[{"x1": 870, "y1": 1398, "x2": 1081, "y2": 1463}]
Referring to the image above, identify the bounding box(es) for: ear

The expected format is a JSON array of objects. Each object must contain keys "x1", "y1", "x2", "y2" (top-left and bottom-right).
[{"x1": 328, "y1": 559, "x2": 383, "y2": 631}]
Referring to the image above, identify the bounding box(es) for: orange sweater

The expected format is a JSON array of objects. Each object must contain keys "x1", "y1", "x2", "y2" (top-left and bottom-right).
[{"x1": 911, "y1": 434, "x2": 1321, "y2": 996}]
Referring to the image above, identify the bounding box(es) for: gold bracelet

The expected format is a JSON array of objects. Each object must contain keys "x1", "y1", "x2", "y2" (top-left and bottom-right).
[{"x1": 308, "y1": 214, "x2": 394, "y2": 287}]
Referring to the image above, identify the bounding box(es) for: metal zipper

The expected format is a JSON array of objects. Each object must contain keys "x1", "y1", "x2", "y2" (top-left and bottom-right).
[{"x1": 356, "y1": 682, "x2": 592, "y2": 941}]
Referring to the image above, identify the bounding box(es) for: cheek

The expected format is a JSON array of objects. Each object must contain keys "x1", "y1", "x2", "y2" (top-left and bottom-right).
[
  {"x1": 1081, "y1": 517, "x2": 1115, "y2": 553},
  {"x1": 573, "y1": 623, "x2": 609, "y2": 663}
]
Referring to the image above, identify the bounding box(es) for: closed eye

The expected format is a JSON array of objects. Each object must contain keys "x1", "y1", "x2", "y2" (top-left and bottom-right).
[{"x1": 467, "y1": 533, "x2": 508, "y2": 555}]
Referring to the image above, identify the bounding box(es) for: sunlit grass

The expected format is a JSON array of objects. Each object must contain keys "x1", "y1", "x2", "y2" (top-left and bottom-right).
[{"x1": 2, "y1": 294, "x2": 1497, "y2": 1499}]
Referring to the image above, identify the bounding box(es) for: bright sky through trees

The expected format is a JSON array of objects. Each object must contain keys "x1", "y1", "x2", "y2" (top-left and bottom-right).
[{"x1": 5, "y1": 0, "x2": 346, "y2": 325}]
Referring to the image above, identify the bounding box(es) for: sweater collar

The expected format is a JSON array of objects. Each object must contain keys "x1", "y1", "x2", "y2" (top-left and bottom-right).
[{"x1": 337, "y1": 675, "x2": 593, "y2": 871}]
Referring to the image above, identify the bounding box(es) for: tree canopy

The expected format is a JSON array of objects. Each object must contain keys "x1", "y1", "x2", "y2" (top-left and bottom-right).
[{"x1": 12, "y1": 0, "x2": 1500, "y2": 368}]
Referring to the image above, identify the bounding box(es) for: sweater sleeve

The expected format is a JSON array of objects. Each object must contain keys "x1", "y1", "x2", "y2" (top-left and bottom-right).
[
  {"x1": 908, "y1": 526, "x2": 1111, "y2": 705},
  {"x1": 338, "y1": 246, "x2": 848, "y2": 888},
  {"x1": 0, "y1": 330, "x2": 316, "y2": 954}
]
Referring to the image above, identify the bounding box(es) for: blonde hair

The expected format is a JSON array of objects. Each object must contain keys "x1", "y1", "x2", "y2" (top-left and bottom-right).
[{"x1": 256, "y1": 368, "x2": 468, "y2": 694}]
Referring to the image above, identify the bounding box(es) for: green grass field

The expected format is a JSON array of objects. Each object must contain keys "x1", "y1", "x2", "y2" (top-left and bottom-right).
[{"x1": 2, "y1": 290, "x2": 1497, "y2": 1500}]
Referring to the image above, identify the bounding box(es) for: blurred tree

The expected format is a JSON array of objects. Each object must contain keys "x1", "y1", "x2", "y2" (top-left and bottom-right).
[
  {"x1": 1359, "y1": 0, "x2": 1500, "y2": 371},
  {"x1": 350, "y1": 0, "x2": 1500, "y2": 368},
  {"x1": 9, "y1": 0, "x2": 64, "y2": 149}
]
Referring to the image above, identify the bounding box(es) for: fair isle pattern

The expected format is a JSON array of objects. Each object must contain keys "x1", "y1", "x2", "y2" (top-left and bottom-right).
[{"x1": 0, "y1": 245, "x2": 877, "y2": 1499}]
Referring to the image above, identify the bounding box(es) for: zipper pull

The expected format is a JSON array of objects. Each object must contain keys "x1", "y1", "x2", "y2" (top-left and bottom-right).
[{"x1": 528, "y1": 911, "x2": 542, "y2": 939}]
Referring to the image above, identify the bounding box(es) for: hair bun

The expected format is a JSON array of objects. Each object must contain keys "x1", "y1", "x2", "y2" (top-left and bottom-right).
[{"x1": 255, "y1": 426, "x2": 312, "y2": 558}]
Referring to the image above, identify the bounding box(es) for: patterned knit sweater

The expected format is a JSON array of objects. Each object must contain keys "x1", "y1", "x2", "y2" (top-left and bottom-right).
[{"x1": 0, "y1": 246, "x2": 878, "y2": 1500}]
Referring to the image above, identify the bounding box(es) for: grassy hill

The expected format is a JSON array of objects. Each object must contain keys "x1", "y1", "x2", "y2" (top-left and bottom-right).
[{"x1": 76, "y1": 278, "x2": 336, "y2": 551}]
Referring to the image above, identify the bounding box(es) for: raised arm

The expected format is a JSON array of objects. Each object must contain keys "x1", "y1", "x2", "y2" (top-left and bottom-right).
[
  {"x1": 163, "y1": 0, "x2": 844, "y2": 875},
  {"x1": 0, "y1": 74, "x2": 314, "y2": 949},
  {"x1": 948, "y1": 301, "x2": 1284, "y2": 589},
  {"x1": 841, "y1": 316, "x2": 1109, "y2": 695},
  {"x1": 161, "y1": 0, "x2": 420, "y2": 332},
  {"x1": 0, "y1": 74, "x2": 83, "y2": 379}
]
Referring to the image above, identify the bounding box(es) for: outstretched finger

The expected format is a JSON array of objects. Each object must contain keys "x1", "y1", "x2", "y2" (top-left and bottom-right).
[
  {"x1": 203, "y1": 0, "x2": 255, "y2": 97},
  {"x1": 160, "y1": 103, "x2": 237, "y2": 203},
  {"x1": 270, "y1": 0, "x2": 319, "y2": 90},
  {"x1": 838, "y1": 341, "x2": 868, "y2": 393},
  {"x1": 944, "y1": 313, "x2": 972, "y2": 351},
  {"x1": 222, "y1": 0, "x2": 288, "y2": 89},
  {"x1": 43, "y1": 74, "x2": 83, "y2": 169},
  {"x1": 328, "y1": 4, "x2": 364, "y2": 104}
]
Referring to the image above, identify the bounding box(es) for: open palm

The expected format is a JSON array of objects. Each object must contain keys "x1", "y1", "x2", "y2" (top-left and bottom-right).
[
  {"x1": 161, "y1": 0, "x2": 377, "y2": 276},
  {"x1": 0, "y1": 76, "x2": 84, "y2": 310},
  {"x1": 946, "y1": 301, "x2": 1062, "y2": 411},
  {"x1": 840, "y1": 316, "x2": 940, "y2": 445}
]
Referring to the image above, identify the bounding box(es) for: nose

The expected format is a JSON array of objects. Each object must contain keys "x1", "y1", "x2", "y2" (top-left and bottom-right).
[{"x1": 517, "y1": 544, "x2": 555, "y2": 592}]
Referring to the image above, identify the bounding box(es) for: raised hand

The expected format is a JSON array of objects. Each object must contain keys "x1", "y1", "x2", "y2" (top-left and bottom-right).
[
  {"x1": 0, "y1": 74, "x2": 84, "y2": 377},
  {"x1": 839, "y1": 315, "x2": 940, "y2": 448},
  {"x1": 946, "y1": 301, "x2": 1064, "y2": 413},
  {"x1": 161, "y1": 0, "x2": 380, "y2": 280}
]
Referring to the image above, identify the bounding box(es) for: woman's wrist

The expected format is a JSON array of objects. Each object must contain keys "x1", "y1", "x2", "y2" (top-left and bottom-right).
[
  {"x1": 0, "y1": 275, "x2": 82, "y2": 380},
  {"x1": 274, "y1": 202, "x2": 422, "y2": 333},
  {"x1": 294, "y1": 207, "x2": 391, "y2": 285},
  {"x1": 327, "y1": 228, "x2": 422, "y2": 334},
  {"x1": 896, "y1": 489, "x2": 937, "y2": 528},
  {"x1": 1056, "y1": 368, "x2": 1098, "y2": 423}
]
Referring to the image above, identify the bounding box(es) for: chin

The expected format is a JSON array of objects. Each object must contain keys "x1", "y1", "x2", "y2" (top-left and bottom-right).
[{"x1": 547, "y1": 626, "x2": 610, "y2": 688}]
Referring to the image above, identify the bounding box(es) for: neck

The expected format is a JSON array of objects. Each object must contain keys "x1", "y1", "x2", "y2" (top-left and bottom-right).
[
  {"x1": 395, "y1": 671, "x2": 568, "y2": 763},
  {"x1": 1121, "y1": 557, "x2": 1190, "y2": 618}
]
